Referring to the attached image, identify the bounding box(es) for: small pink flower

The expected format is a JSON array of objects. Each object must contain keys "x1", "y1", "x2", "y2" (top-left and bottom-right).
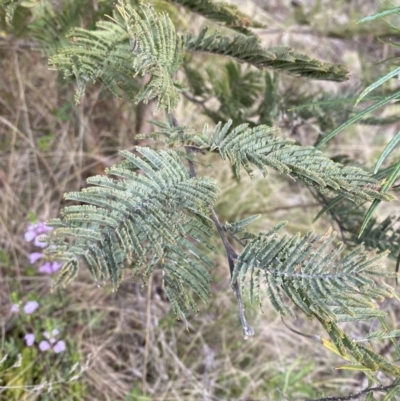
[
  {"x1": 25, "y1": 333, "x2": 35, "y2": 347},
  {"x1": 24, "y1": 225, "x2": 38, "y2": 242},
  {"x1": 40, "y1": 330, "x2": 66, "y2": 353},
  {"x1": 10, "y1": 304, "x2": 19, "y2": 313},
  {"x1": 38, "y1": 261, "x2": 62, "y2": 275},
  {"x1": 44, "y1": 329, "x2": 59, "y2": 339},
  {"x1": 24, "y1": 222, "x2": 52, "y2": 243},
  {"x1": 34, "y1": 235, "x2": 48, "y2": 248},
  {"x1": 39, "y1": 340, "x2": 51, "y2": 351},
  {"x1": 53, "y1": 341, "x2": 66, "y2": 354},
  {"x1": 29, "y1": 252, "x2": 43, "y2": 264},
  {"x1": 23, "y1": 301, "x2": 39, "y2": 314}
]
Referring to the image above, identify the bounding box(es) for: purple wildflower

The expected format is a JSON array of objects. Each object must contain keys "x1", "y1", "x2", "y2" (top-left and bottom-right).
[
  {"x1": 24, "y1": 222, "x2": 52, "y2": 243},
  {"x1": 34, "y1": 235, "x2": 49, "y2": 248},
  {"x1": 44, "y1": 329, "x2": 59, "y2": 339},
  {"x1": 38, "y1": 261, "x2": 62, "y2": 275},
  {"x1": 23, "y1": 301, "x2": 39, "y2": 314},
  {"x1": 39, "y1": 340, "x2": 51, "y2": 351},
  {"x1": 24, "y1": 225, "x2": 37, "y2": 242},
  {"x1": 53, "y1": 341, "x2": 66, "y2": 354},
  {"x1": 10, "y1": 304, "x2": 19, "y2": 313},
  {"x1": 29, "y1": 252, "x2": 44, "y2": 264},
  {"x1": 25, "y1": 333, "x2": 35, "y2": 347},
  {"x1": 40, "y1": 330, "x2": 66, "y2": 353}
]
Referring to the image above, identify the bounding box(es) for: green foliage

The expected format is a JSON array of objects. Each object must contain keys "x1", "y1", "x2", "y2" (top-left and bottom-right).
[
  {"x1": 47, "y1": 147, "x2": 219, "y2": 318},
  {"x1": 233, "y1": 222, "x2": 400, "y2": 376},
  {"x1": 117, "y1": 2, "x2": 185, "y2": 111},
  {"x1": 0, "y1": 292, "x2": 88, "y2": 400},
  {"x1": 314, "y1": 7, "x2": 400, "y2": 239},
  {"x1": 49, "y1": 2, "x2": 185, "y2": 110},
  {"x1": 375, "y1": 131, "x2": 400, "y2": 174},
  {"x1": 357, "y1": 7, "x2": 400, "y2": 24},
  {"x1": 28, "y1": 0, "x2": 110, "y2": 55},
  {"x1": 316, "y1": 90, "x2": 400, "y2": 148},
  {"x1": 48, "y1": 0, "x2": 349, "y2": 109},
  {"x1": 0, "y1": 0, "x2": 22, "y2": 23},
  {"x1": 3, "y1": 0, "x2": 397, "y2": 386},
  {"x1": 191, "y1": 120, "x2": 393, "y2": 203},
  {"x1": 184, "y1": 26, "x2": 349, "y2": 81},
  {"x1": 144, "y1": 116, "x2": 394, "y2": 202},
  {"x1": 48, "y1": 19, "x2": 139, "y2": 103},
  {"x1": 312, "y1": 192, "x2": 400, "y2": 260},
  {"x1": 233, "y1": 222, "x2": 393, "y2": 320},
  {"x1": 170, "y1": 0, "x2": 266, "y2": 35},
  {"x1": 359, "y1": 161, "x2": 400, "y2": 236}
]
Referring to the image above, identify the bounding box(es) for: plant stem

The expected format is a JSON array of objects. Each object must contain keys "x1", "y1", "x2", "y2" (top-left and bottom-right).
[
  {"x1": 307, "y1": 380, "x2": 400, "y2": 401},
  {"x1": 170, "y1": 113, "x2": 254, "y2": 339}
]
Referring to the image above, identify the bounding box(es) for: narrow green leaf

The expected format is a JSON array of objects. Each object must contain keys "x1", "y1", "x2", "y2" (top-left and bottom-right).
[
  {"x1": 358, "y1": 7, "x2": 400, "y2": 24},
  {"x1": 378, "y1": 316, "x2": 400, "y2": 361},
  {"x1": 374, "y1": 131, "x2": 400, "y2": 173},
  {"x1": 382, "y1": 385, "x2": 400, "y2": 401},
  {"x1": 362, "y1": 329, "x2": 400, "y2": 341},
  {"x1": 359, "y1": 160, "x2": 400, "y2": 237},
  {"x1": 335, "y1": 364, "x2": 373, "y2": 371},
  {"x1": 359, "y1": 199, "x2": 381, "y2": 238},
  {"x1": 316, "y1": 90, "x2": 400, "y2": 148},
  {"x1": 313, "y1": 195, "x2": 344, "y2": 222},
  {"x1": 288, "y1": 95, "x2": 385, "y2": 111},
  {"x1": 356, "y1": 67, "x2": 400, "y2": 105}
]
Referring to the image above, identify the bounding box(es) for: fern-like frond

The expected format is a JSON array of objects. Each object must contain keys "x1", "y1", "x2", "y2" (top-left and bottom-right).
[
  {"x1": 49, "y1": 2, "x2": 184, "y2": 110},
  {"x1": 191, "y1": 120, "x2": 393, "y2": 203},
  {"x1": 169, "y1": 0, "x2": 265, "y2": 35},
  {"x1": 116, "y1": 2, "x2": 184, "y2": 111},
  {"x1": 184, "y1": 27, "x2": 349, "y2": 82},
  {"x1": 224, "y1": 214, "x2": 261, "y2": 235},
  {"x1": 234, "y1": 222, "x2": 400, "y2": 375},
  {"x1": 28, "y1": 0, "x2": 115, "y2": 56},
  {"x1": 233, "y1": 223, "x2": 395, "y2": 319},
  {"x1": 49, "y1": 20, "x2": 139, "y2": 103},
  {"x1": 47, "y1": 147, "x2": 219, "y2": 318},
  {"x1": 313, "y1": 192, "x2": 400, "y2": 258}
]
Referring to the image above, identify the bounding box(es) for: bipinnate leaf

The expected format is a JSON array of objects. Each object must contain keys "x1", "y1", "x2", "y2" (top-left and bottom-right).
[{"x1": 47, "y1": 147, "x2": 219, "y2": 318}]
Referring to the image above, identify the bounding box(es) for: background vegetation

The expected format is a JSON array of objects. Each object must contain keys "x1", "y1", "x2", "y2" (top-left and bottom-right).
[{"x1": 1, "y1": 0, "x2": 400, "y2": 400}]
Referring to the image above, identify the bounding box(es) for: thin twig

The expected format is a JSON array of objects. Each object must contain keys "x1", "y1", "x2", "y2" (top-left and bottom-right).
[
  {"x1": 210, "y1": 209, "x2": 254, "y2": 339},
  {"x1": 182, "y1": 91, "x2": 207, "y2": 106},
  {"x1": 170, "y1": 113, "x2": 254, "y2": 339},
  {"x1": 142, "y1": 274, "x2": 153, "y2": 394},
  {"x1": 306, "y1": 382, "x2": 400, "y2": 401},
  {"x1": 281, "y1": 317, "x2": 322, "y2": 344}
]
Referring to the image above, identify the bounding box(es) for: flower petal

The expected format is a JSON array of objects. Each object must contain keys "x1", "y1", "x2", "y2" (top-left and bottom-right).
[
  {"x1": 25, "y1": 333, "x2": 35, "y2": 347},
  {"x1": 24, "y1": 229, "x2": 36, "y2": 242},
  {"x1": 38, "y1": 262, "x2": 53, "y2": 274},
  {"x1": 34, "y1": 235, "x2": 48, "y2": 248},
  {"x1": 36, "y1": 222, "x2": 52, "y2": 234},
  {"x1": 23, "y1": 301, "x2": 39, "y2": 314},
  {"x1": 43, "y1": 331, "x2": 50, "y2": 339},
  {"x1": 52, "y1": 329, "x2": 59, "y2": 336},
  {"x1": 50, "y1": 262, "x2": 62, "y2": 274},
  {"x1": 53, "y1": 341, "x2": 66, "y2": 354},
  {"x1": 10, "y1": 304, "x2": 19, "y2": 313},
  {"x1": 39, "y1": 340, "x2": 51, "y2": 351},
  {"x1": 29, "y1": 252, "x2": 43, "y2": 264},
  {"x1": 38, "y1": 262, "x2": 61, "y2": 275}
]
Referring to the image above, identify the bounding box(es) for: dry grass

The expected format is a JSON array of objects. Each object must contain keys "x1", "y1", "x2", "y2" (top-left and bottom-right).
[{"x1": 1, "y1": 1, "x2": 400, "y2": 400}]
